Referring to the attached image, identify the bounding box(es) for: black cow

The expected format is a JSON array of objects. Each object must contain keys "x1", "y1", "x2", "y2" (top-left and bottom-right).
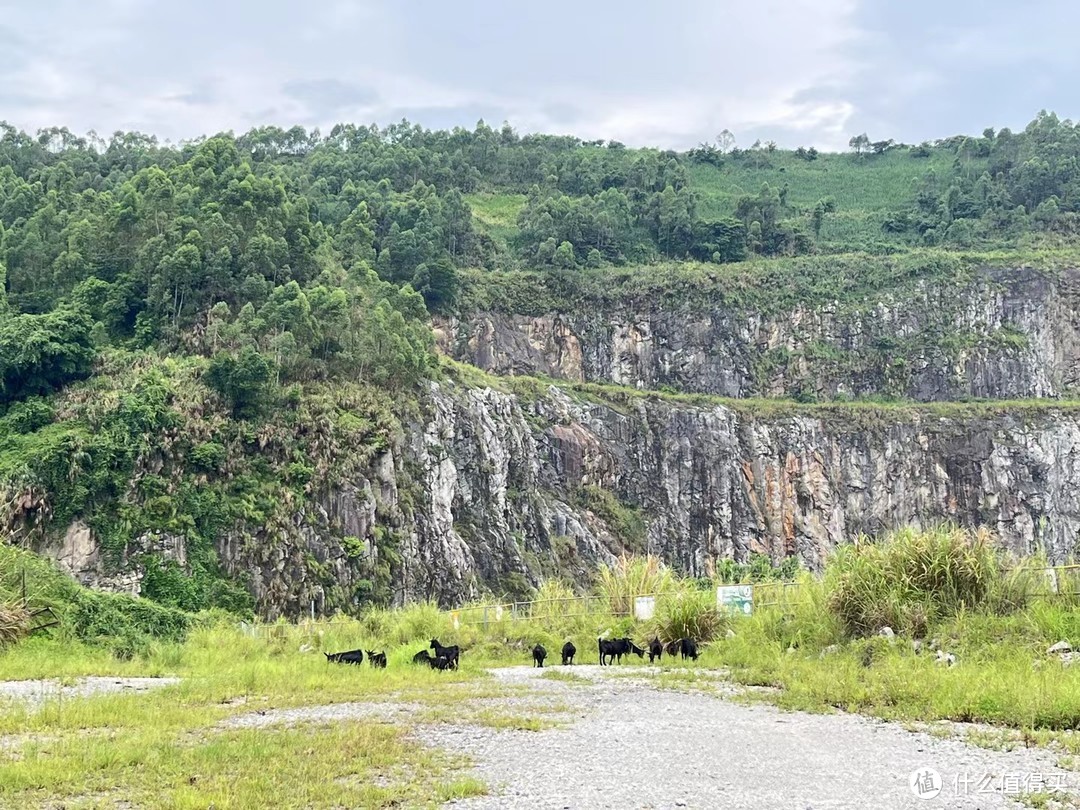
[
  {"x1": 648, "y1": 637, "x2": 663, "y2": 663},
  {"x1": 430, "y1": 639, "x2": 460, "y2": 670},
  {"x1": 325, "y1": 649, "x2": 364, "y2": 665},
  {"x1": 533, "y1": 644, "x2": 547, "y2": 667},
  {"x1": 561, "y1": 641, "x2": 576, "y2": 666},
  {"x1": 680, "y1": 637, "x2": 699, "y2": 661},
  {"x1": 366, "y1": 650, "x2": 387, "y2": 669}
]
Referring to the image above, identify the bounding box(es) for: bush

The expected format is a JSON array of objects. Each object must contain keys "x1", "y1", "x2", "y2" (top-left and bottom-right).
[
  {"x1": 204, "y1": 348, "x2": 274, "y2": 419},
  {"x1": 0, "y1": 602, "x2": 29, "y2": 646},
  {"x1": 825, "y1": 525, "x2": 1031, "y2": 638},
  {"x1": 0, "y1": 309, "x2": 97, "y2": 404},
  {"x1": 596, "y1": 554, "x2": 677, "y2": 615},
  {"x1": 651, "y1": 588, "x2": 728, "y2": 643},
  {"x1": 72, "y1": 590, "x2": 191, "y2": 644}
]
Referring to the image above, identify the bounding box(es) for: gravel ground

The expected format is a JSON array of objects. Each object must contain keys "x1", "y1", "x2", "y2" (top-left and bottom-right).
[
  {"x1": 0, "y1": 677, "x2": 179, "y2": 710},
  {"x1": 222, "y1": 700, "x2": 423, "y2": 729},
  {"x1": 428, "y1": 666, "x2": 1078, "y2": 810}
]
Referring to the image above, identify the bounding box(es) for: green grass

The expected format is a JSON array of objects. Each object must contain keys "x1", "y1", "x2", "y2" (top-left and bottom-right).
[
  {"x1": 457, "y1": 246, "x2": 1080, "y2": 319},
  {"x1": 464, "y1": 192, "x2": 526, "y2": 248},
  {"x1": 442, "y1": 354, "x2": 1080, "y2": 422},
  {"x1": 687, "y1": 149, "x2": 975, "y2": 223},
  {"x1": 466, "y1": 148, "x2": 981, "y2": 255},
  {"x1": 0, "y1": 620, "x2": 508, "y2": 809},
  {"x1": 9, "y1": 527, "x2": 1080, "y2": 806}
]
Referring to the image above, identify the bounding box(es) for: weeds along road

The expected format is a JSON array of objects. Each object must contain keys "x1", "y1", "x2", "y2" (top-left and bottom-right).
[{"x1": 432, "y1": 666, "x2": 1077, "y2": 810}]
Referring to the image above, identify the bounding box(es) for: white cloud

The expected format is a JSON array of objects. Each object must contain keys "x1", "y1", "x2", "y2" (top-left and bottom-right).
[
  {"x1": 4, "y1": 0, "x2": 1079, "y2": 152},
  {"x1": 0, "y1": 0, "x2": 869, "y2": 148}
]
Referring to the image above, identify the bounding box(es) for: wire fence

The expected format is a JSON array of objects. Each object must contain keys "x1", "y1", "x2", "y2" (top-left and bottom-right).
[
  {"x1": 439, "y1": 564, "x2": 1080, "y2": 629},
  {"x1": 239, "y1": 564, "x2": 1080, "y2": 641}
]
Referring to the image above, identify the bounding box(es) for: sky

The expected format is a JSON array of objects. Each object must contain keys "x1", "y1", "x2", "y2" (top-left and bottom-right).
[{"x1": 1, "y1": 0, "x2": 1078, "y2": 152}]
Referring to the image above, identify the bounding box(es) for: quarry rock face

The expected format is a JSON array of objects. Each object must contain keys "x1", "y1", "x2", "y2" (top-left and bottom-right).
[
  {"x1": 437, "y1": 267, "x2": 1080, "y2": 401},
  {"x1": 199, "y1": 381, "x2": 1080, "y2": 617}
]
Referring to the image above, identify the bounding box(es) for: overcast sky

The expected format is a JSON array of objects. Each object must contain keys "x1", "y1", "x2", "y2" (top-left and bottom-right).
[{"x1": 1, "y1": 0, "x2": 1078, "y2": 151}]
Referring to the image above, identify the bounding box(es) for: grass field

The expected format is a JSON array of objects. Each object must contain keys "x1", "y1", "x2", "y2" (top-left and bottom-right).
[
  {"x1": 0, "y1": 623, "x2": 527, "y2": 809},
  {"x1": 7, "y1": 529, "x2": 1080, "y2": 806},
  {"x1": 687, "y1": 149, "x2": 975, "y2": 219},
  {"x1": 5, "y1": 598, "x2": 1080, "y2": 808}
]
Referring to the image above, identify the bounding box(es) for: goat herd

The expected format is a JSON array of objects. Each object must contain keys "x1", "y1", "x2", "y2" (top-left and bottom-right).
[{"x1": 324, "y1": 636, "x2": 701, "y2": 671}]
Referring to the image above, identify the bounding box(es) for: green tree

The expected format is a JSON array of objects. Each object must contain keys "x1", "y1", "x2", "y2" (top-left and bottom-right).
[
  {"x1": 554, "y1": 240, "x2": 576, "y2": 268},
  {"x1": 0, "y1": 309, "x2": 96, "y2": 403},
  {"x1": 204, "y1": 348, "x2": 274, "y2": 418}
]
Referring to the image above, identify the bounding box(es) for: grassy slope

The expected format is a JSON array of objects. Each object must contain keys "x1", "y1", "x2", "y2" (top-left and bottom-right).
[
  {"x1": 465, "y1": 147, "x2": 980, "y2": 255},
  {"x1": 464, "y1": 192, "x2": 527, "y2": 247},
  {"x1": 688, "y1": 149, "x2": 977, "y2": 251}
]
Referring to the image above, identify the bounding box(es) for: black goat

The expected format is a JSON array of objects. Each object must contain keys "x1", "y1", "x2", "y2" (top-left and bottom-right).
[
  {"x1": 325, "y1": 649, "x2": 364, "y2": 665},
  {"x1": 561, "y1": 641, "x2": 576, "y2": 666},
  {"x1": 664, "y1": 639, "x2": 681, "y2": 657},
  {"x1": 412, "y1": 649, "x2": 452, "y2": 671},
  {"x1": 680, "y1": 637, "x2": 699, "y2": 661},
  {"x1": 648, "y1": 637, "x2": 663, "y2": 663},
  {"x1": 365, "y1": 650, "x2": 387, "y2": 669},
  {"x1": 430, "y1": 654, "x2": 453, "y2": 670},
  {"x1": 429, "y1": 639, "x2": 460, "y2": 670},
  {"x1": 598, "y1": 637, "x2": 642, "y2": 666},
  {"x1": 533, "y1": 644, "x2": 547, "y2": 667}
]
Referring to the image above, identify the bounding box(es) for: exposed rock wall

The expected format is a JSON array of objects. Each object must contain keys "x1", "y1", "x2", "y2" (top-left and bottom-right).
[
  {"x1": 243, "y1": 385, "x2": 1080, "y2": 614},
  {"x1": 30, "y1": 382, "x2": 1080, "y2": 616},
  {"x1": 436, "y1": 267, "x2": 1080, "y2": 401}
]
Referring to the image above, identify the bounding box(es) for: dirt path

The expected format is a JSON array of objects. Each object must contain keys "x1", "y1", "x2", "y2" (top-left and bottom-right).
[{"x1": 430, "y1": 666, "x2": 1077, "y2": 810}]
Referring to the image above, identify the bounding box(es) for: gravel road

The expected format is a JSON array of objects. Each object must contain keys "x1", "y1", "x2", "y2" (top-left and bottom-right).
[
  {"x1": 430, "y1": 666, "x2": 1077, "y2": 810},
  {"x1": 0, "y1": 677, "x2": 179, "y2": 710}
]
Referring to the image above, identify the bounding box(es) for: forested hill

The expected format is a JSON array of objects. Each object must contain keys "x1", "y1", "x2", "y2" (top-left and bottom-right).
[{"x1": 6, "y1": 112, "x2": 1080, "y2": 617}]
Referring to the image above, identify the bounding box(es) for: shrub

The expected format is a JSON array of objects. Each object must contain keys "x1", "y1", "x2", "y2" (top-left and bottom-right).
[
  {"x1": 0, "y1": 602, "x2": 29, "y2": 646},
  {"x1": 577, "y1": 486, "x2": 646, "y2": 552},
  {"x1": 825, "y1": 525, "x2": 1031, "y2": 637},
  {"x1": 204, "y1": 348, "x2": 274, "y2": 419},
  {"x1": 596, "y1": 554, "x2": 677, "y2": 615},
  {"x1": 651, "y1": 588, "x2": 728, "y2": 643}
]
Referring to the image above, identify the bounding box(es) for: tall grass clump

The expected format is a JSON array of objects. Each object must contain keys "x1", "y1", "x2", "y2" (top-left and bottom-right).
[
  {"x1": 825, "y1": 525, "x2": 1031, "y2": 637},
  {"x1": 529, "y1": 580, "x2": 581, "y2": 621},
  {"x1": 0, "y1": 602, "x2": 29, "y2": 646},
  {"x1": 651, "y1": 588, "x2": 728, "y2": 643},
  {"x1": 596, "y1": 554, "x2": 677, "y2": 615}
]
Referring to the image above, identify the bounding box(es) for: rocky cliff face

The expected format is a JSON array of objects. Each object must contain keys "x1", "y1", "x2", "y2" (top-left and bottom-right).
[
  {"x1": 33, "y1": 380, "x2": 1080, "y2": 617},
  {"x1": 436, "y1": 267, "x2": 1080, "y2": 401},
  {"x1": 242, "y1": 385, "x2": 1080, "y2": 614}
]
